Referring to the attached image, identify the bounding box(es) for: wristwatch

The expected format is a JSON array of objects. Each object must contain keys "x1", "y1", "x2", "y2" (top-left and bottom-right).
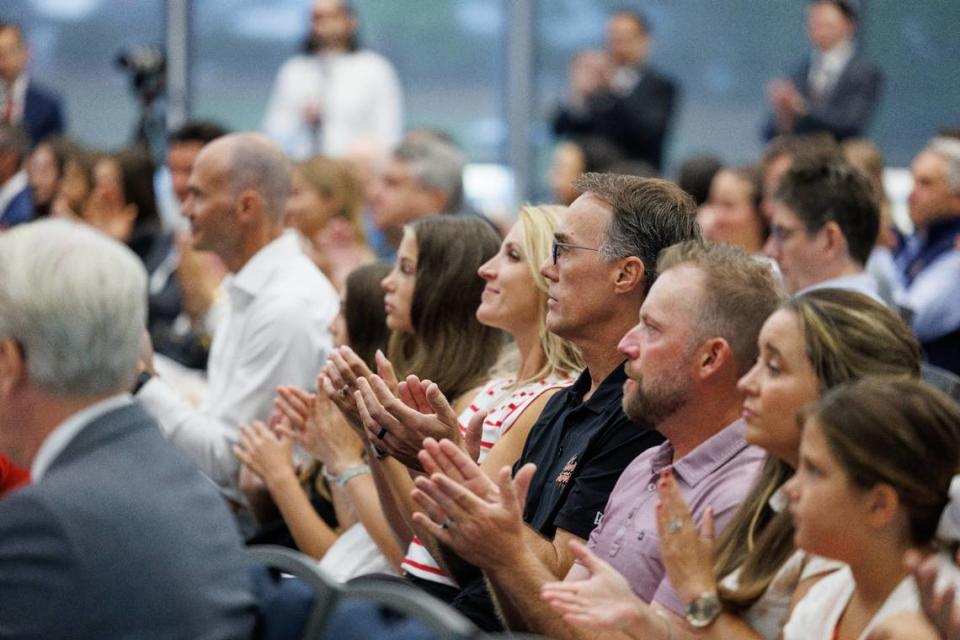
[{"x1": 685, "y1": 592, "x2": 722, "y2": 629}]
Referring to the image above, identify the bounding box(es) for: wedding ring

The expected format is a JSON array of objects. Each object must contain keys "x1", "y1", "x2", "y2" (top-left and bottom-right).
[
  {"x1": 376, "y1": 426, "x2": 388, "y2": 440},
  {"x1": 440, "y1": 517, "x2": 453, "y2": 530},
  {"x1": 338, "y1": 384, "x2": 350, "y2": 398},
  {"x1": 666, "y1": 517, "x2": 684, "y2": 535}
]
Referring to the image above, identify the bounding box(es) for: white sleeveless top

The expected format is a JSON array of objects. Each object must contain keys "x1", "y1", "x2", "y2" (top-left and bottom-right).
[
  {"x1": 782, "y1": 566, "x2": 918, "y2": 640},
  {"x1": 401, "y1": 374, "x2": 572, "y2": 585},
  {"x1": 720, "y1": 550, "x2": 842, "y2": 640},
  {"x1": 318, "y1": 522, "x2": 396, "y2": 583}
]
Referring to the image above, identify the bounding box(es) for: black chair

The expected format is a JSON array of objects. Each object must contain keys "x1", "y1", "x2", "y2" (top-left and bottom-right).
[
  {"x1": 248, "y1": 544, "x2": 342, "y2": 640},
  {"x1": 339, "y1": 580, "x2": 480, "y2": 640}
]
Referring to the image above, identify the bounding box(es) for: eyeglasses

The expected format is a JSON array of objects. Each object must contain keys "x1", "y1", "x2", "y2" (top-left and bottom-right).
[
  {"x1": 767, "y1": 224, "x2": 805, "y2": 244},
  {"x1": 552, "y1": 239, "x2": 601, "y2": 265}
]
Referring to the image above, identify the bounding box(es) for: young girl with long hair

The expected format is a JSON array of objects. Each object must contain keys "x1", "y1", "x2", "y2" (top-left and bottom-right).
[{"x1": 783, "y1": 378, "x2": 960, "y2": 638}]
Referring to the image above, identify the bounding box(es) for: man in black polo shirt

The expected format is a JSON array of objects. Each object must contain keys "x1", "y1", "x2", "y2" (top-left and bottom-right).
[{"x1": 359, "y1": 172, "x2": 700, "y2": 631}]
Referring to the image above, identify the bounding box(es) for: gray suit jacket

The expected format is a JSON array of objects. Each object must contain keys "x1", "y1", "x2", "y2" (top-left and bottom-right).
[
  {"x1": 0, "y1": 402, "x2": 256, "y2": 639},
  {"x1": 764, "y1": 51, "x2": 884, "y2": 141}
]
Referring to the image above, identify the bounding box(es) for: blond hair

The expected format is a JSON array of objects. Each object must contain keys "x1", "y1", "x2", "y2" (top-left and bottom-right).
[
  {"x1": 657, "y1": 241, "x2": 784, "y2": 376},
  {"x1": 511, "y1": 205, "x2": 584, "y2": 384},
  {"x1": 295, "y1": 156, "x2": 366, "y2": 242}
]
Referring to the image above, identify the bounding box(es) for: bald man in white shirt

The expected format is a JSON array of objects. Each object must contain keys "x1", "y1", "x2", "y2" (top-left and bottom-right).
[{"x1": 137, "y1": 133, "x2": 338, "y2": 497}]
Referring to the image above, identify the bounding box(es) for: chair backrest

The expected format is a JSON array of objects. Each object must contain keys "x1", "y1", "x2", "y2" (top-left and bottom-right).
[
  {"x1": 248, "y1": 544, "x2": 342, "y2": 640},
  {"x1": 338, "y1": 579, "x2": 480, "y2": 640},
  {"x1": 922, "y1": 363, "x2": 960, "y2": 404}
]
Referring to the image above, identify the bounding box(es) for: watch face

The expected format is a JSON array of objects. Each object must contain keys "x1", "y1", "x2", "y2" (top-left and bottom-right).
[{"x1": 686, "y1": 594, "x2": 722, "y2": 628}]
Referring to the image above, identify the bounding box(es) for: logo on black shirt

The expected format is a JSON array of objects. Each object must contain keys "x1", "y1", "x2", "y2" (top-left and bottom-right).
[{"x1": 555, "y1": 455, "x2": 579, "y2": 488}]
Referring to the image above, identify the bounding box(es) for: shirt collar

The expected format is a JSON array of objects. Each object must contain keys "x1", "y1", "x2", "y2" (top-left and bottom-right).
[
  {"x1": 568, "y1": 362, "x2": 628, "y2": 414},
  {"x1": 816, "y1": 38, "x2": 855, "y2": 72},
  {"x1": 795, "y1": 272, "x2": 882, "y2": 303},
  {"x1": 31, "y1": 394, "x2": 133, "y2": 481},
  {"x1": 1, "y1": 73, "x2": 27, "y2": 101},
  {"x1": 649, "y1": 418, "x2": 751, "y2": 487},
  {"x1": 228, "y1": 231, "x2": 300, "y2": 303}
]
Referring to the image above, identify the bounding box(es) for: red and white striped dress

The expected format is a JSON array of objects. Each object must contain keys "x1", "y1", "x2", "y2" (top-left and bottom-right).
[{"x1": 401, "y1": 374, "x2": 572, "y2": 585}]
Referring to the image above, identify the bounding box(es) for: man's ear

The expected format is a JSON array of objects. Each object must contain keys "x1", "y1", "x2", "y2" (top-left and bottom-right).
[
  {"x1": 423, "y1": 187, "x2": 449, "y2": 214},
  {"x1": 697, "y1": 337, "x2": 732, "y2": 381},
  {"x1": 0, "y1": 339, "x2": 26, "y2": 399},
  {"x1": 234, "y1": 189, "x2": 263, "y2": 225},
  {"x1": 613, "y1": 256, "x2": 645, "y2": 294},
  {"x1": 820, "y1": 221, "x2": 849, "y2": 261}
]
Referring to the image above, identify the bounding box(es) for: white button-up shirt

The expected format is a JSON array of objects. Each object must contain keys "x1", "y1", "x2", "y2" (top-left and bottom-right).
[{"x1": 139, "y1": 232, "x2": 338, "y2": 495}]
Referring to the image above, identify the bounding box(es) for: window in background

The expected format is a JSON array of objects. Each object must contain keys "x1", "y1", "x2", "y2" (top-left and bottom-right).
[
  {"x1": 2, "y1": 0, "x2": 166, "y2": 151},
  {"x1": 9, "y1": 1, "x2": 959, "y2": 204},
  {"x1": 531, "y1": 0, "x2": 960, "y2": 198},
  {"x1": 190, "y1": 0, "x2": 508, "y2": 164}
]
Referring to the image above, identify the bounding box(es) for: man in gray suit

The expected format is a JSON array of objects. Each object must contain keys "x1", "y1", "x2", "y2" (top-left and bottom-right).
[
  {"x1": 764, "y1": 0, "x2": 883, "y2": 141},
  {"x1": 0, "y1": 220, "x2": 256, "y2": 639}
]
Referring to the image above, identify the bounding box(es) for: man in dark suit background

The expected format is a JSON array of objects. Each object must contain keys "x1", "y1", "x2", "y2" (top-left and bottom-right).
[
  {"x1": 0, "y1": 21, "x2": 64, "y2": 146},
  {"x1": 552, "y1": 10, "x2": 678, "y2": 173},
  {"x1": 0, "y1": 124, "x2": 32, "y2": 228},
  {"x1": 764, "y1": 0, "x2": 883, "y2": 141},
  {"x1": 0, "y1": 219, "x2": 256, "y2": 639}
]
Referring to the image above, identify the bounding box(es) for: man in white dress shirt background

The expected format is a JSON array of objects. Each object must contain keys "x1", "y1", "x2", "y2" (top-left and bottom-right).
[
  {"x1": 137, "y1": 132, "x2": 339, "y2": 498},
  {"x1": 262, "y1": 0, "x2": 403, "y2": 160}
]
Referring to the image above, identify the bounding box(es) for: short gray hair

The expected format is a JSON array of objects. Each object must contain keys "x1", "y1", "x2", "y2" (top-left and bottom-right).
[
  {"x1": 394, "y1": 136, "x2": 465, "y2": 212},
  {"x1": 573, "y1": 173, "x2": 702, "y2": 294},
  {"x1": 0, "y1": 220, "x2": 147, "y2": 396},
  {"x1": 927, "y1": 136, "x2": 960, "y2": 194},
  {"x1": 224, "y1": 133, "x2": 292, "y2": 222}
]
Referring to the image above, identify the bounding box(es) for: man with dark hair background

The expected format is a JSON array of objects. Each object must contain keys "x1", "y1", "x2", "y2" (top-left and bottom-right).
[
  {"x1": 553, "y1": 11, "x2": 678, "y2": 173},
  {"x1": 763, "y1": 156, "x2": 881, "y2": 299},
  {"x1": 0, "y1": 124, "x2": 31, "y2": 227},
  {"x1": 0, "y1": 22, "x2": 64, "y2": 146}
]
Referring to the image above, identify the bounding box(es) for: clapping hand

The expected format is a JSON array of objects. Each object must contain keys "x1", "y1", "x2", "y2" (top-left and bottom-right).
[
  {"x1": 234, "y1": 420, "x2": 296, "y2": 488},
  {"x1": 655, "y1": 469, "x2": 718, "y2": 604},
  {"x1": 542, "y1": 539, "x2": 647, "y2": 631},
  {"x1": 320, "y1": 346, "x2": 398, "y2": 430},
  {"x1": 354, "y1": 373, "x2": 465, "y2": 470},
  {"x1": 275, "y1": 389, "x2": 364, "y2": 476},
  {"x1": 409, "y1": 437, "x2": 535, "y2": 570}
]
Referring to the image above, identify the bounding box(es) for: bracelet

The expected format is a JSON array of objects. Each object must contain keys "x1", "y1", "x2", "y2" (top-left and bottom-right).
[
  {"x1": 334, "y1": 464, "x2": 371, "y2": 487},
  {"x1": 654, "y1": 609, "x2": 674, "y2": 640},
  {"x1": 320, "y1": 465, "x2": 338, "y2": 485}
]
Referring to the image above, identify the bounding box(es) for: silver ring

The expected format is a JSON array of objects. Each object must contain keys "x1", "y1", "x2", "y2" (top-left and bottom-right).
[
  {"x1": 376, "y1": 426, "x2": 388, "y2": 440},
  {"x1": 666, "y1": 517, "x2": 683, "y2": 535},
  {"x1": 440, "y1": 517, "x2": 452, "y2": 530},
  {"x1": 338, "y1": 384, "x2": 350, "y2": 398}
]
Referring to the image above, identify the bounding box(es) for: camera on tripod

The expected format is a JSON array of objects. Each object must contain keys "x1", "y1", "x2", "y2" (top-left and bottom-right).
[{"x1": 115, "y1": 45, "x2": 166, "y2": 100}]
